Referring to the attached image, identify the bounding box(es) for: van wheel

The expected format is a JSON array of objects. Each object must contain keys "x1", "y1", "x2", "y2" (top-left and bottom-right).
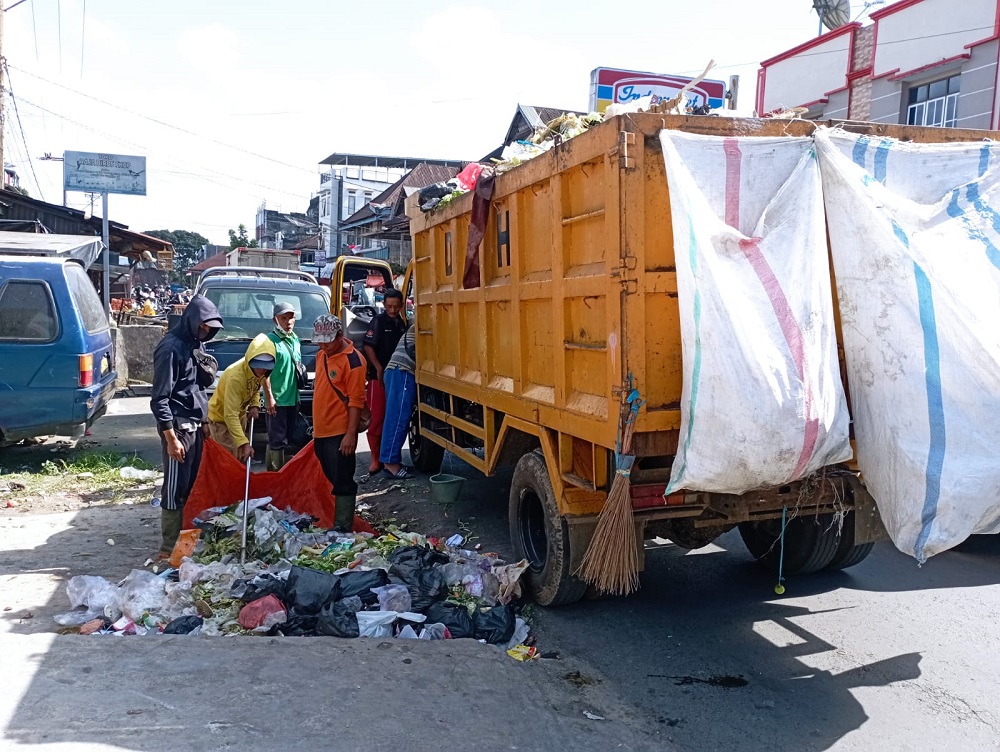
[
  {"x1": 509, "y1": 452, "x2": 587, "y2": 607},
  {"x1": 408, "y1": 408, "x2": 444, "y2": 474},
  {"x1": 825, "y1": 513, "x2": 875, "y2": 570},
  {"x1": 739, "y1": 513, "x2": 840, "y2": 575}
]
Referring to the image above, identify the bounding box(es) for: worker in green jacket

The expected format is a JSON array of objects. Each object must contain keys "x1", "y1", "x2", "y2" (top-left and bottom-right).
[{"x1": 265, "y1": 301, "x2": 302, "y2": 470}]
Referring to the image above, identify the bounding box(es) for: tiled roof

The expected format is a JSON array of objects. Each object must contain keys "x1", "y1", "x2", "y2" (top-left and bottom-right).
[{"x1": 341, "y1": 163, "x2": 460, "y2": 226}]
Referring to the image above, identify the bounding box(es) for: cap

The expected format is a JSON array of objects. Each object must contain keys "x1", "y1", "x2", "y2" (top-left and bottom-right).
[
  {"x1": 273, "y1": 301, "x2": 296, "y2": 317},
  {"x1": 247, "y1": 354, "x2": 276, "y2": 371},
  {"x1": 312, "y1": 314, "x2": 343, "y2": 343},
  {"x1": 203, "y1": 315, "x2": 224, "y2": 329}
]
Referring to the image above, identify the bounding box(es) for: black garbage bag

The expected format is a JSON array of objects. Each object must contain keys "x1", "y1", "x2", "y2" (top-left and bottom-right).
[
  {"x1": 389, "y1": 546, "x2": 450, "y2": 569},
  {"x1": 388, "y1": 546, "x2": 449, "y2": 611},
  {"x1": 240, "y1": 573, "x2": 288, "y2": 604},
  {"x1": 335, "y1": 569, "x2": 389, "y2": 605},
  {"x1": 418, "y1": 181, "x2": 452, "y2": 208},
  {"x1": 474, "y1": 604, "x2": 516, "y2": 645},
  {"x1": 163, "y1": 615, "x2": 203, "y2": 635},
  {"x1": 285, "y1": 566, "x2": 338, "y2": 616},
  {"x1": 272, "y1": 614, "x2": 317, "y2": 636},
  {"x1": 423, "y1": 602, "x2": 475, "y2": 639},
  {"x1": 316, "y1": 596, "x2": 363, "y2": 638}
]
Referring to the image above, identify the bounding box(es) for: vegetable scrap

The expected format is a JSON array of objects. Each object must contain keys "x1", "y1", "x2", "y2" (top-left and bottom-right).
[{"x1": 53, "y1": 497, "x2": 538, "y2": 658}]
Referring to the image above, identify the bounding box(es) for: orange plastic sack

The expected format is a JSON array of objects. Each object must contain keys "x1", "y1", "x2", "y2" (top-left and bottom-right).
[
  {"x1": 183, "y1": 438, "x2": 375, "y2": 535},
  {"x1": 168, "y1": 529, "x2": 201, "y2": 568}
]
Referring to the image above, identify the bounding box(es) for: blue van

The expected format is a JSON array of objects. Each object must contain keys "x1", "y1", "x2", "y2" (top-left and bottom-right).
[{"x1": 0, "y1": 254, "x2": 118, "y2": 445}]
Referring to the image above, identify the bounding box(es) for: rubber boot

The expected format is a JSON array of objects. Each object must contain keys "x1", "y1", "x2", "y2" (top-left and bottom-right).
[
  {"x1": 160, "y1": 508, "x2": 183, "y2": 554},
  {"x1": 333, "y1": 495, "x2": 356, "y2": 533},
  {"x1": 265, "y1": 447, "x2": 287, "y2": 472}
]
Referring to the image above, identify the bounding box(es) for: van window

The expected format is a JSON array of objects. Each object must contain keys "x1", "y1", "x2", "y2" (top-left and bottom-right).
[
  {"x1": 0, "y1": 281, "x2": 58, "y2": 342},
  {"x1": 65, "y1": 264, "x2": 109, "y2": 334}
]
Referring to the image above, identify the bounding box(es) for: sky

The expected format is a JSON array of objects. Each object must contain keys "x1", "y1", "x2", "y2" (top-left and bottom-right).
[{"x1": 2, "y1": 0, "x2": 883, "y2": 245}]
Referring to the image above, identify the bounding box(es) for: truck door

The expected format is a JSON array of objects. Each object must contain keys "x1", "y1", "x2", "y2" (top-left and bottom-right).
[{"x1": 330, "y1": 256, "x2": 396, "y2": 350}]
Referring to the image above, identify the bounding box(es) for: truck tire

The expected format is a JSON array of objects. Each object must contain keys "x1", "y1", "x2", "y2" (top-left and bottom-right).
[
  {"x1": 739, "y1": 513, "x2": 840, "y2": 575},
  {"x1": 408, "y1": 408, "x2": 444, "y2": 474},
  {"x1": 825, "y1": 513, "x2": 875, "y2": 570},
  {"x1": 509, "y1": 451, "x2": 587, "y2": 607}
]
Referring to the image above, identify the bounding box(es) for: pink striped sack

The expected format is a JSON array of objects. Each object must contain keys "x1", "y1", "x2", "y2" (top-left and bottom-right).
[{"x1": 660, "y1": 131, "x2": 851, "y2": 495}]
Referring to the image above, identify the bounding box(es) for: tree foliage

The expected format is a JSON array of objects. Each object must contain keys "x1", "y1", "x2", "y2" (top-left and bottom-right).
[
  {"x1": 228, "y1": 224, "x2": 259, "y2": 250},
  {"x1": 143, "y1": 229, "x2": 210, "y2": 282}
]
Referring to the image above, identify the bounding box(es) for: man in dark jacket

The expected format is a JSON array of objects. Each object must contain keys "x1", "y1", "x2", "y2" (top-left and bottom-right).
[{"x1": 150, "y1": 295, "x2": 224, "y2": 557}]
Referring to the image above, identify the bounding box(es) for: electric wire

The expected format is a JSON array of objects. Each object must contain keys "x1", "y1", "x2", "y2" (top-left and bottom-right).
[
  {"x1": 4, "y1": 62, "x2": 46, "y2": 201},
  {"x1": 10, "y1": 65, "x2": 315, "y2": 174},
  {"x1": 80, "y1": 0, "x2": 86, "y2": 78},
  {"x1": 29, "y1": 0, "x2": 40, "y2": 62},
  {"x1": 56, "y1": 0, "x2": 62, "y2": 74},
  {"x1": 14, "y1": 94, "x2": 311, "y2": 202}
]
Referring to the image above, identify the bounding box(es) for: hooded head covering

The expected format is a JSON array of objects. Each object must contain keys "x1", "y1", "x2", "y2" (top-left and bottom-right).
[{"x1": 179, "y1": 295, "x2": 224, "y2": 344}]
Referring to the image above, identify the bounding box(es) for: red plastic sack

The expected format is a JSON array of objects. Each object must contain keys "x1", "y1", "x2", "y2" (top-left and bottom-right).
[
  {"x1": 183, "y1": 438, "x2": 375, "y2": 534},
  {"x1": 238, "y1": 594, "x2": 286, "y2": 630},
  {"x1": 455, "y1": 163, "x2": 484, "y2": 192}
]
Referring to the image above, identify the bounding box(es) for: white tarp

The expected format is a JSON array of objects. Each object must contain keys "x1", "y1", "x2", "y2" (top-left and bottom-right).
[
  {"x1": 817, "y1": 130, "x2": 1000, "y2": 562},
  {"x1": 660, "y1": 131, "x2": 852, "y2": 495},
  {"x1": 0, "y1": 231, "x2": 104, "y2": 268}
]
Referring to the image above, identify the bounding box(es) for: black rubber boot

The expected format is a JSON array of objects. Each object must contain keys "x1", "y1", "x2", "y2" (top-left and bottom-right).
[
  {"x1": 160, "y1": 508, "x2": 183, "y2": 554},
  {"x1": 265, "y1": 448, "x2": 287, "y2": 472},
  {"x1": 333, "y1": 495, "x2": 356, "y2": 533}
]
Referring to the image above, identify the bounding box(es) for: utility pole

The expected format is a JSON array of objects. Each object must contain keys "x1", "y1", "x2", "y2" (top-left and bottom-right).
[{"x1": 1, "y1": 0, "x2": 6, "y2": 184}]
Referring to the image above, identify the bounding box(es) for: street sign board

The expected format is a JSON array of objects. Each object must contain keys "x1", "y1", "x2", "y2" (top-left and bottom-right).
[
  {"x1": 589, "y1": 67, "x2": 727, "y2": 113},
  {"x1": 63, "y1": 151, "x2": 147, "y2": 196}
]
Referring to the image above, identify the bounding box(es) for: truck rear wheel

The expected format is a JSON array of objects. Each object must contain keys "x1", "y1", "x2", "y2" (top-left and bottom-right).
[
  {"x1": 408, "y1": 408, "x2": 444, "y2": 474},
  {"x1": 509, "y1": 452, "x2": 587, "y2": 607},
  {"x1": 739, "y1": 513, "x2": 840, "y2": 575},
  {"x1": 825, "y1": 512, "x2": 875, "y2": 570}
]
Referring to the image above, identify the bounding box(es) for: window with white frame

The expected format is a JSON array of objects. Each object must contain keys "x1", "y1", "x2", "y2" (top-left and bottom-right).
[
  {"x1": 347, "y1": 191, "x2": 357, "y2": 216},
  {"x1": 906, "y1": 74, "x2": 960, "y2": 128}
]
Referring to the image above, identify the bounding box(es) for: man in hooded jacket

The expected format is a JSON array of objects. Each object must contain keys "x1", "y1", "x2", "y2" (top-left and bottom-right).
[
  {"x1": 206, "y1": 333, "x2": 277, "y2": 462},
  {"x1": 150, "y1": 295, "x2": 224, "y2": 557}
]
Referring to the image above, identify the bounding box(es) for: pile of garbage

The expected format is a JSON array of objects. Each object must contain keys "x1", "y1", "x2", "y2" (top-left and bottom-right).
[
  {"x1": 54, "y1": 498, "x2": 539, "y2": 659},
  {"x1": 493, "y1": 112, "x2": 604, "y2": 174}
]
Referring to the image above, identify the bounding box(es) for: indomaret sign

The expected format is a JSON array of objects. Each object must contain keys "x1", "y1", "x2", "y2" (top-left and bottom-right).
[
  {"x1": 589, "y1": 67, "x2": 727, "y2": 113},
  {"x1": 63, "y1": 151, "x2": 147, "y2": 196}
]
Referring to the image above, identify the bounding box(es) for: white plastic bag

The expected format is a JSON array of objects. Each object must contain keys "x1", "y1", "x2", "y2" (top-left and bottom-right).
[
  {"x1": 659, "y1": 130, "x2": 851, "y2": 494},
  {"x1": 53, "y1": 575, "x2": 121, "y2": 626},
  {"x1": 817, "y1": 130, "x2": 1000, "y2": 561},
  {"x1": 119, "y1": 569, "x2": 166, "y2": 621}
]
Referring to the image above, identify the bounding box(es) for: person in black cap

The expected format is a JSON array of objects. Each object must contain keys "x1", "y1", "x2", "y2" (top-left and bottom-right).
[
  {"x1": 206, "y1": 334, "x2": 277, "y2": 462},
  {"x1": 150, "y1": 294, "x2": 224, "y2": 558}
]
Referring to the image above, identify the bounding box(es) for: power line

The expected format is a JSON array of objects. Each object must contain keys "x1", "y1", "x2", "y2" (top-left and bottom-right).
[
  {"x1": 10, "y1": 65, "x2": 315, "y2": 174},
  {"x1": 80, "y1": 0, "x2": 86, "y2": 78},
  {"x1": 4, "y1": 63, "x2": 45, "y2": 201},
  {"x1": 56, "y1": 0, "x2": 62, "y2": 74},
  {"x1": 14, "y1": 95, "x2": 311, "y2": 202},
  {"x1": 29, "y1": 0, "x2": 39, "y2": 61}
]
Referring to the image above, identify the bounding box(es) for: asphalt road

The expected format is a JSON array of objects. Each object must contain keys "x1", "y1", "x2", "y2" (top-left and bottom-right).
[{"x1": 3, "y1": 396, "x2": 1000, "y2": 751}]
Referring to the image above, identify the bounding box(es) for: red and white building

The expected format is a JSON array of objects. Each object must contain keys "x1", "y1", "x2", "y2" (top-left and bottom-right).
[{"x1": 757, "y1": 0, "x2": 1000, "y2": 129}]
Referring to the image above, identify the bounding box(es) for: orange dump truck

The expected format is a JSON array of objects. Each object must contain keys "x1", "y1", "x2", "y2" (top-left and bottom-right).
[{"x1": 404, "y1": 113, "x2": 993, "y2": 606}]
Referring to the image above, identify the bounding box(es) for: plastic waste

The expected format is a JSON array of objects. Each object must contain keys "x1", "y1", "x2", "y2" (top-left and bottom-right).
[
  {"x1": 239, "y1": 573, "x2": 288, "y2": 604},
  {"x1": 493, "y1": 559, "x2": 530, "y2": 604},
  {"x1": 284, "y1": 566, "x2": 338, "y2": 616},
  {"x1": 357, "y1": 610, "x2": 397, "y2": 638},
  {"x1": 397, "y1": 625, "x2": 420, "y2": 639},
  {"x1": 419, "y1": 623, "x2": 449, "y2": 640},
  {"x1": 335, "y1": 569, "x2": 389, "y2": 604},
  {"x1": 53, "y1": 575, "x2": 122, "y2": 626},
  {"x1": 163, "y1": 615, "x2": 203, "y2": 635},
  {"x1": 454, "y1": 163, "x2": 484, "y2": 193},
  {"x1": 371, "y1": 584, "x2": 411, "y2": 613},
  {"x1": 423, "y1": 602, "x2": 475, "y2": 639},
  {"x1": 120, "y1": 570, "x2": 167, "y2": 622},
  {"x1": 120, "y1": 466, "x2": 161, "y2": 480},
  {"x1": 474, "y1": 604, "x2": 516, "y2": 645},
  {"x1": 168, "y1": 529, "x2": 201, "y2": 568},
  {"x1": 238, "y1": 594, "x2": 286, "y2": 630},
  {"x1": 506, "y1": 617, "x2": 529, "y2": 650},
  {"x1": 316, "y1": 596, "x2": 362, "y2": 638},
  {"x1": 388, "y1": 546, "x2": 448, "y2": 611}
]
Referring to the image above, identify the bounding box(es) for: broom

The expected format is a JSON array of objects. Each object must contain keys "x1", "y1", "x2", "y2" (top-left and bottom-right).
[{"x1": 577, "y1": 380, "x2": 643, "y2": 595}]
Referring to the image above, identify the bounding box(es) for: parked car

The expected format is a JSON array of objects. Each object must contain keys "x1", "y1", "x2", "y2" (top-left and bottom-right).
[{"x1": 0, "y1": 253, "x2": 117, "y2": 446}]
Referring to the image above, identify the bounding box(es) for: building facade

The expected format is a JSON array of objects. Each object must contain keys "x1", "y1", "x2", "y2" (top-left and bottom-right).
[{"x1": 757, "y1": 0, "x2": 1000, "y2": 129}]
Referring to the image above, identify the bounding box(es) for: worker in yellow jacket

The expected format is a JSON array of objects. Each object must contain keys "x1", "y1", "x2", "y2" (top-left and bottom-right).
[{"x1": 206, "y1": 334, "x2": 277, "y2": 463}]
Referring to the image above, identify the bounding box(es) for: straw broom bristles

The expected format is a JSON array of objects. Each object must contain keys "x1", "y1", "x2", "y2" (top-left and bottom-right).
[{"x1": 577, "y1": 396, "x2": 641, "y2": 596}]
